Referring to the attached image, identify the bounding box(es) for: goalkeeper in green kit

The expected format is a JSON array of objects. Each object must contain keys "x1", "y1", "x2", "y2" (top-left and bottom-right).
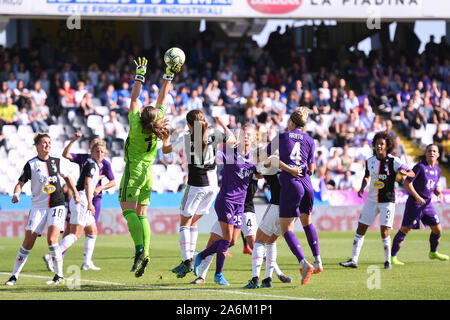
[{"x1": 119, "y1": 57, "x2": 181, "y2": 277}]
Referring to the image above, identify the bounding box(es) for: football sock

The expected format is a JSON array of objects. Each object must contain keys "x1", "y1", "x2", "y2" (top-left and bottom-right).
[
  {"x1": 199, "y1": 254, "x2": 214, "y2": 279},
  {"x1": 179, "y1": 226, "x2": 190, "y2": 262},
  {"x1": 12, "y1": 246, "x2": 30, "y2": 278},
  {"x1": 265, "y1": 242, "x2": 277, "y2": 279},
  {"x1": 189, "y1": 226, "x2": 198, "y2": 260},
  {"x1": 123, "y1": 209, "x2": 144, "y2": 254},
  {"x1": 49, "y1": 244, "x2": 63, "y2": 277},
  {"x1": 382, "y1": 236, "x2": 391, "y2": 262},
  {"x1": 138, "y1": 215, "x2": 151, "y2": 256},
  {"x1": 241, "y1": 231, "x2": 248, "y2": 247},
  {"x1": 59, "y1": 233, "x2": 78, "y2": 253},
  {"x1": 430, "y1": 232, "x2": 441, "y2": 252},
  {"x1": 83, "y1": 235, "x2": 97, "y2": 265},
  {"x1": 215, "y1": 240, "x2": 231, "y2": 274},
  {"x1": 391, "y1": 231, "x2": 406, "y2": 256},
  {"x1": 283, "y1": 231, "x2": 306, "y2": 263},
  {"x1": 351, "y1": 233, "x2": 365, "y2": 263},
  {"x1": 252, "y1": 242, "x2": 265, "y2": 278},
  {"x1": 303, "y1": 223, "x2": 320, "y2": 257}
]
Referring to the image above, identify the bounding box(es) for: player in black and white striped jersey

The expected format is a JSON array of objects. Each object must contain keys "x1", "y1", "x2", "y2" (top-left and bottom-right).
[
  {"x1": 48, "y1": 141, "x2": 108, "y2": 284},
  {"x1": 5, "y1": 133, "x2": 79, "y2": 286},
  {"x1": 165, "y1": 110, "x2": 237, "y2": 278}
]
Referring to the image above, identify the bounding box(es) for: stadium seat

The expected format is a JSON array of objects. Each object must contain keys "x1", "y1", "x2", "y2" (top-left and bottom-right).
[
  {"x1": 111, "y1": 157, "x2": 125, "y2": 173},
  {"x1": 87, "y1": 115, "x2": 103, "y2": 129},
  {"x1": 17, "y1": 125, "x2": 34, "y2": 138},
  {"x1": 48, "y1": 124, "x2": 65, "y2": 139},
  {"x1": 210, "y1": 105, "x2": 227, "y2": 117},
  {"x1": 91, "y1": 97, "x2": 102, "y2": 107},
  {"x1": 421, "y1": 124, "x2": 436, "y2": 146},
  {"x1": 95, "y1": 106, "x2": 109, "y2": 116},
  {"x1": 2, "y1": 125, "x2": 17, "y2": 136}
]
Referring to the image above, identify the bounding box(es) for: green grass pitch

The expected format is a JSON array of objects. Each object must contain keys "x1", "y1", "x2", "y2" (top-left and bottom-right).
[{"x1": 0, "y1": 230, "x2": 449, "y2": 300}]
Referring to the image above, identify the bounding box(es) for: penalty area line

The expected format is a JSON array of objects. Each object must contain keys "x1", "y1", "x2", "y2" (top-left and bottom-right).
[{"x1": 0, "y1": 272, "x2": 317, "y2": 300}]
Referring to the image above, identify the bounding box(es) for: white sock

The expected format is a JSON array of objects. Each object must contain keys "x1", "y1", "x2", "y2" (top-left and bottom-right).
[
  {"x1": 179, "y1": 226, "x2": 190, "y2": 261},
  {"x1": 264, "y1": 242, "x2": 277, "y2": 279},
  {"x1": 273, "y1": 261, "x2": 282, "y2": 277},
  {"x1": 199, "y1": 254, "x2": 214, "y2": 280},
  {"x1": 48, "y1": 244, "x2": 63, "y2": 277},
  {"x1": 189, "y1": 226, "x2": 198, "y2": 260},
  {"x1": 382, "y1": 236, "x2": 391, "y2": 263},
  {"x1": 12, "y1": 246, "x2": 30, "y2": 278},
  {"x1": 252, "y1": 242, "x2": 265, "y2": 278},
  {"x1": 59, "y1": 233, "x2": 78, "y2": 253},
  {"x1": 351, "y1": 234, "x2": 365, "y2": 263},
  {"x1": 83, "y1": 235, "x2": 97, "y2": 265}
]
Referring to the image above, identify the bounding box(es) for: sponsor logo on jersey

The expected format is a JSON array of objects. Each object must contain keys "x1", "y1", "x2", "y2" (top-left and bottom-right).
[
  {"x1": 42, "y1": 184, "x2": 56, "y2": 194},
  {"x1": 248, "y1": 0, "x2": 302, "y2": 14},
  {"x1": 373, "y1": 181, "x2": 385, "y2": 189}
]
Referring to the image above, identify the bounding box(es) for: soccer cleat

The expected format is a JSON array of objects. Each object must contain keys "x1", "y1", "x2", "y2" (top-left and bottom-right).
[
  {"x1": 5, "y1": 276, "x2": 17, "y2": 286},
  {"x1": 313, "y1": 261, "x2": 324, "y2": 274},
  {"x1": 81, "y1": 262, "x2": 101, "y2": 271},
  {"x1": 130, "y1": 251, "x2": 145, "y2": 272},
  {"x1": 277, "y1": 274, "x2": 293, "y2": 283},
  {"x1": 391, "y1": 256, "x2": 405, "y2": 265},
  {"x1": 339, "y1": 259, "x2": 358, "y2": 268},
  {"x1": 43, "y1": 254, "x2": 54, "y2": 272},
  {"x1": 190, "y1": 277, "x2": 205, "y2": 285},
  {"x1": 46, "y1": 274, "x2": 64, "y2": 285},
  {"x1": 176, "y1": 263, "x2": 193, "y2": 279},
  {"x1": 135, "y1": 256, "x2": 149, "y2": 278},
  {"x1": 243, "y1": 245, "x2": 253, "y2": 255},
  {"x1": 193, "y1": 254, "x2": 203, "y2": 276},
  {"x1": 300, "y1": 262, "x2": 314, "y2": 286},
  {"x1": 214, "y1": 273, "x2": 230, "y2": 286},
  {"x1": 171, "y1": 261, "x2": 185, "y2": 274},
  {"x1": 384, "y1": 261, "x2": 392, "y2": 269},
  {"x1": 429, "y1": 251, "x2": 449, "y2": 261},
  {"x1": 243, "y1": 277, "x2": 260, "y2": 289},
  {"x1": 261, "y1": 277, "x2": 273, "y2": 288}
]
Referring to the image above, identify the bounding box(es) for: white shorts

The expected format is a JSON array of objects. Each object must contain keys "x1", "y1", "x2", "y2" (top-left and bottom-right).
[
  {"x1": 259, "y1": 204, "x2": 281, "y2": 237},
  {"x1": 359, "y1": 199, "x2": 395, "y2": 228},
  {"x1": 242, "y1": 211, "x2": 257, "y2": 238},
  {"x1": 180, "y1": 184, "x2": 218, "y2": 218},
  {"x1": 25, "y1": 205, "x2": 67, "y2": 236},
  {"x1": 69, "y1": 197, "x2": 95, "y2": 227}
]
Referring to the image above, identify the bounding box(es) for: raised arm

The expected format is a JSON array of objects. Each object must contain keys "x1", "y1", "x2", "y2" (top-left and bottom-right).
[
  {"x1": 129, "y1": 57, "x2": 147, "y2": 112},
  {"x1": 216, "y1": 116, "x2": 237, "y2": 146},
  {"x1": 62, "y1": 132, "x2": 82, "y2": 162}
]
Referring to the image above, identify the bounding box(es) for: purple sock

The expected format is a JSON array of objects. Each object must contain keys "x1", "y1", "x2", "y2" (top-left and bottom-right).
[
  {"x1": 303, "y1": 224, "x2": 320, "y2": 256},
  {"x1": 199, "y1": 239, "x2": 221, "y2": 259},
  {"x1": 215, "y1": 240, "x2": 231, "y2": 274},
  {"x1": 430, "y1": 232, "x2": 441, "y2": 252},
  {"x1": 391, "y1": 231, "x2": 406, "y2": 257},
  {"x1": 283, "y1": 231, "x2": 305, "y2": 263}
]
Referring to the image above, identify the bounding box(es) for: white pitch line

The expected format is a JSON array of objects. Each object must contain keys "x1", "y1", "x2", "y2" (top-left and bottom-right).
[{"x1": 0, "y1": 272, "x2": 317, "y2": 300}]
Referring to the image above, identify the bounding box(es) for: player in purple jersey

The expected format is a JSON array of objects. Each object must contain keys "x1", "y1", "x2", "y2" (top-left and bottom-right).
[
  {"x1": 42, "y1": 133, "x2": 116, "y2": 271},
  {"x1": 193, "y1": 123, "x2": 257, "y2": 286},
  {"x1": 266, "y1": 107, "x2": 318, "y2": 286},
  {"x1": 391, "y1": 144, "x2": 449, "y2": 264}
]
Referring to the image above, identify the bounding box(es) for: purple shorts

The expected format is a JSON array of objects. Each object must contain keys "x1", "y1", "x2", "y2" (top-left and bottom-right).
[
  {"x1": 214, "y1": 196, "x2": 244, "y2": 229},
  {"x1": 402, "y1": 197, "x2": 440, "y2": 229},
  {"x1": 279, "y1": 177, "x2": 314, "y2": 218}
]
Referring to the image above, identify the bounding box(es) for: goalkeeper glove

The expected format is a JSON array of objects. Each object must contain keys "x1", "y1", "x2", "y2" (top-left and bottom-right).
[
  {"x1": 134, "y1": 57, "x2": 148, "y2": 84},
  {"x1": 162, "y1": 64, "x2": 181, "y2": 81}
]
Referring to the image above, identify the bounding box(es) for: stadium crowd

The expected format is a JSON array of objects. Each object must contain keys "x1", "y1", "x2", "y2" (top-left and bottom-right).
[{"x1": 0, "y1": 29, "x2": 449, "y2": 195}]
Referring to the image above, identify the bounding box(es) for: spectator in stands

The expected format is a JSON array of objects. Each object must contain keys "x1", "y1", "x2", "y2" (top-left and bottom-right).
[
  {"x1": 359, "y1": 99, "x2": 375, "y2": 132},
  {"x1": 16, "y1": 62, "x2": 30, "y2": 87},
  {"x1": 204, "y1": 79, "x2": 221, "y2": 106},
  {"x1": 58, "y1": 80, "x2": 77, "y2": 120},
  {"x1": 0, "y1": 80, "x2": 13, "y2": 105},
  {"x1": 28, "y1": 100, "x2": 49, "y2": 133},
  {"x1": 327, "y1": 149, "x2": 343, "y2": 174},
  {"x1": 286, "y1": 90, "x2": 299, "y2": 114},
  {"x1": 17, "y1": 107, "x2": 30, "y2": 127},
  {"x1": 313, "y1": 90, "x2": 331, "y2": 116},
  {"x1": 399, "y1": 99, "x2": 427, "y2": 139},
  {"x1": 0, "y1": 96, "x2": 18, "y2": 126},
  {"x1": 104, "y1": 110, "x2": 125, "y2": 151},
  {"x1": 324, "y1": 169, "x2": 336, "y2": 190},
  {"x1": 337, "y1": 170, "x2": 356, "y2": 191},
  {"x1": 392, "y1": 135, "x2": 409, "y2": 166},
  {"x1": 103, "y1": 84, "x2": 119, "y2": 111},
  {"x1": 329, "y1": 88, "x2": 343, "y2": 114},
  {"x1": 343, "y1": 90, "x2": 359, "y2": 115},
  {"x1": 185, "y1": 89, "x2": 203, "y2": 111},
  {"x1": 6, "y1": 71, "x2": 17, "y2": 91},
  {"x1": 61, "y1": 63, "x2": 78, "y2": 88},
  {"x1": 221, "y1": 79, "x2": 240, "y2": 118},
  {"x1": 355, "y1": 138, "x2": 373, "y2": 164},
  {"x1": 30, "y1": 80, "x2": 48, "y2": 111},
  {"x1": 87, "y1": 63, "x2": 101, "y2": 88},
  {"x1": 118, "y1": 81, "x2": 131, "y2": 110},
  {"x1": 13, "y1": 80, "x2": 32, "y2": 109},
  {"x1": 431, "y1": 97, "x2": 449, "y2": 125},
  {"x1": 340, "y1": 144, "x2": 354, "y2": 173},
  {"x1": 242, "y1": 75, "x2": 256, "y2": 98}
]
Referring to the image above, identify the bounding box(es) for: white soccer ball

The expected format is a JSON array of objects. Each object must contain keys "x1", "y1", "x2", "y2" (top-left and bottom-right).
[{"x1": 164, "y1": 47, "x2": 186, "y2": 67}]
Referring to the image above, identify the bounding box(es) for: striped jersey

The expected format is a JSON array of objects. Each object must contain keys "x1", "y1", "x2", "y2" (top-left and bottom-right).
[
  {"x1": 75, "y1": 158, "x2": 101, "y2": 197},
  {"x1": 364, "y1": 154, "x2": 408, "y2": 203},
  {"x1": 19, "y1": 156, "x2": 68, "y2": 208}
]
